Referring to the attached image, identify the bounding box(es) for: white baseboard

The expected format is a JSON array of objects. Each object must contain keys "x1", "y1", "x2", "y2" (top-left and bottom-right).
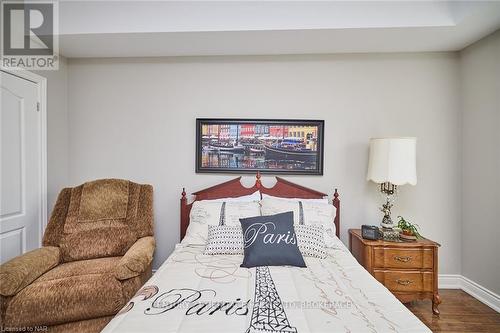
[
  {"x1": 438, "y1": 274, "x2": 462, "y2": 289},
  {"x1": 439, "y1": 274, "x2": 500, "y2": 313},
  {"x1": 460, "y1": 276, "x2": 500, "y2": 313}
]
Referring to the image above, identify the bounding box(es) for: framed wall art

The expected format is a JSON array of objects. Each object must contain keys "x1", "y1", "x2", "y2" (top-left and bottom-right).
[{"x1": 196, "y1": 119, "x2": 324, "y2": 175}]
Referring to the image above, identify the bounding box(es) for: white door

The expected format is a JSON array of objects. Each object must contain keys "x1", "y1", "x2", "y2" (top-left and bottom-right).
[{"x1": 0, "y1": 71, "x2": 42, "y2": 264}]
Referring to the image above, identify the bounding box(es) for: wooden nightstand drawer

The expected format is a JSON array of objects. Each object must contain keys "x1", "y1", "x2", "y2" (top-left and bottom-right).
[
  {"x1": 373, "y1": 248, "x2": 433, "y2": 269},
  {"x1": 349, "y1": 229, "x2": 441, "y2": 315},
  {"x1": 373, "y1": 270, "x2": 433, "y2": 292}
]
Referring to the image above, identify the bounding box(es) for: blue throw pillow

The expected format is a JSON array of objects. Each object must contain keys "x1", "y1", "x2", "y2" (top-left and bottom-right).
[{"x1": 239, "y1": 211, "x2": 306, "y2": 268}]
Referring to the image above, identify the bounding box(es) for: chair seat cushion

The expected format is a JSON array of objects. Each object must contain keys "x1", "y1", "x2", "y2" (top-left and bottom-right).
[
  {"x1": 4, "y1": 257, "x2": 126, "y2": 327},
  {"x1": 36, "y1": 256, "x2": 120, "y2": 282},
  {"x1": 48, "y1": 315, "x2": 114, "y2": 333}
]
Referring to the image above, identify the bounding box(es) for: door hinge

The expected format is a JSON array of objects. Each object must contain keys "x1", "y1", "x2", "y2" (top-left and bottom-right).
[{"x1": 36, "y1": 102, "x2": 40, "y2": 112}]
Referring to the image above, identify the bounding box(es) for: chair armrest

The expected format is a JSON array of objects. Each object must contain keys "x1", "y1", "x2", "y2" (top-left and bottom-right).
[
  {"x1": 115, "y1": 236, "x2": 155, "y2": 280},
  {"x1": 0, "y1": 247, "x2": 60, "y2": 296}
]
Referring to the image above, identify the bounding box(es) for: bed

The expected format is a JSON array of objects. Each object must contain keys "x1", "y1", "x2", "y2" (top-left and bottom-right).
[{"x1": 102, "y1": 174, "x2": 431, "y2": 333}]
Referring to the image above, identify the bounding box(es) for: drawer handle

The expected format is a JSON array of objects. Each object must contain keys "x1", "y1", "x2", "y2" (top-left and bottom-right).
[
  {"x1": 396, "y1": 279, "x2": 413, "y2": 286},
  {"x1": 394, "y1": 255, "x2": 412, "y2": 263}
]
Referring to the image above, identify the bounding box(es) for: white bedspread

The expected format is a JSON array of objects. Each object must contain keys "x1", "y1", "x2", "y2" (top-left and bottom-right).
[{"x1": 102, "y1": 237, "x2": 430, "y2": 333}]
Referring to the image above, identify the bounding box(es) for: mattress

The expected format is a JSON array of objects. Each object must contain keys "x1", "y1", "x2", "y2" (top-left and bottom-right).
[{"x1": 102, "y1": 237, "x2": 431, "y2": 333}]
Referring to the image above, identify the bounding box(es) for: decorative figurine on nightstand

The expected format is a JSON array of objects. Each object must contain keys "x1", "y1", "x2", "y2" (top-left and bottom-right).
[
  {"x1": 380, "y1": 192, "x2": 394, "y2": 228},
  {"x1": 366, "y1": 137, "x2": 417, "y2": 241}
]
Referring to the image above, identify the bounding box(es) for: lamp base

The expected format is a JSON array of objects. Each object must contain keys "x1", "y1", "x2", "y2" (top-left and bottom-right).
[
  {"x1": 377, "y1": 182, "x2": 401, "y2": 241},
  {"x1": 379, "y1": 185, "x2": 396, "y2": 230},
  {"x1": 380, "y1": 220, "x2": 394, "y2": 229}
]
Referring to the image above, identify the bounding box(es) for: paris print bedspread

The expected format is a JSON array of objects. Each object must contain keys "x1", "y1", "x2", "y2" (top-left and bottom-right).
[{"x1": 102, "y1": 237, "x2": 431, "y2": 333}]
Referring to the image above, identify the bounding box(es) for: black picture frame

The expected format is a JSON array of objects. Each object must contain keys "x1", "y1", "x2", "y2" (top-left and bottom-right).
[{"x1": 196, "y1": 118, "x2": 324, "y2": 175}]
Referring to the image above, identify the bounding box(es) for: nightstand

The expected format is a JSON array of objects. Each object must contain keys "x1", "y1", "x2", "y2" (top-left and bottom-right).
[{"x1": 349, "y1": 228, "x2": 441, "y2": 315}]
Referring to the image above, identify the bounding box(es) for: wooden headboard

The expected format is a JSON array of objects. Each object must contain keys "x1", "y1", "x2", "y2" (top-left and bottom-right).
[{"x1": 180, "y1": 172, "x2": 340, "y2": 240}]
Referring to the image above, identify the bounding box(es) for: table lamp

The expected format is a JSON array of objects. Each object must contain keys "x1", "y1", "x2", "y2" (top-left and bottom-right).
[{"x1": 367, "y1": 137, "x2": 417, "y2": 230}]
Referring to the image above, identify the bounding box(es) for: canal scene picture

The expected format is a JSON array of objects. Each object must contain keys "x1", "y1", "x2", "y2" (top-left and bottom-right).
[{"x1": 196, "y1": 119, "x2": 324, "y2": 175}]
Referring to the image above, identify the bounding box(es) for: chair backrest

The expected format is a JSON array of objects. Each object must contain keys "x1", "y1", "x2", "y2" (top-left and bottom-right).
[{"x1": 43, "y1": 179, "x2": 153, "y2": 262}]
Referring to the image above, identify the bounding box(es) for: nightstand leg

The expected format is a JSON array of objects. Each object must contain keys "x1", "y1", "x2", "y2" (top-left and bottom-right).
[{"x1": 432, "y1": 294, "x2": 441, "y2": 315}]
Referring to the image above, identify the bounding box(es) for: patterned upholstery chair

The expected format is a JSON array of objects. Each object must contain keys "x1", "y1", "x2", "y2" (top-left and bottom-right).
[{"x1": 0, "y1": 179, "x2": 155, "y2": 332}]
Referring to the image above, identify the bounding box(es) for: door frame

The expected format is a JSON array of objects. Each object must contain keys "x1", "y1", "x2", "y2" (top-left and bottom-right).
[{"x1": 1, "y1": 69, "x2": 48, "y2": 246}]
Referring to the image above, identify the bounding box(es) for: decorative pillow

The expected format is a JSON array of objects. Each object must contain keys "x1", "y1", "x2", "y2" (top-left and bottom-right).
[
  {"x1": 261, "y1": 193, "x2": 328, "y2": 204},
  {"x1": 182, "y1": 200, "x2": 261, "y2": 245},
  {"x1": 203, "y1": 224, "x2": 326, "y2": 258},
  {"x1": 260, "y1": 197, "x2": 337, "y2": 247},
  {"x1": 295, "y1": 225, "x2": 327, "y2": 259},
  {"x1": 204, "y1": 225, "x2": 244, "y2": 255},
  {"x1": 239, "y1": 212, "x2": 306, "y2": 268}
]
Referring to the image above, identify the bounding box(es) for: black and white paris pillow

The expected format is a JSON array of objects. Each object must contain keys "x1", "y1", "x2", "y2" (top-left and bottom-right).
[
  {"x1": 239, "y1": 211, "x2": 306, "y2": 268},
  {"x1": 204, "y1": 223, "x2": 326, "y2": 259}
]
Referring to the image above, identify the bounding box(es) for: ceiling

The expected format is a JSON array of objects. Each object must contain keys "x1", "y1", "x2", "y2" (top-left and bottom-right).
[{"x1": 57, "y1": 1, "x2": 500, "y2": 58}]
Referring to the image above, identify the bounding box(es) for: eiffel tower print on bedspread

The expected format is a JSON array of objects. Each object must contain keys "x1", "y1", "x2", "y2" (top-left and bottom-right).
[
  {"x1": 219, "y1": 202, "x2": 227, "y2": 226},
  {"x1": 246, "y1": 266, "x2": 298, "y2": 333}
]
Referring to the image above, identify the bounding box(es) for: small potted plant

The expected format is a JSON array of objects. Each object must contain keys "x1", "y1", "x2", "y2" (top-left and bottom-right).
[{"x1": 397, "y1": 216, "x2": 421, "y2": 241}]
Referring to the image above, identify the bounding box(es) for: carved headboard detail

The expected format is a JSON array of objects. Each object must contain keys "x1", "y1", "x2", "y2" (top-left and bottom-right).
[{"x1": 180, "y1": 172, "x2": 340, "y2": 240}]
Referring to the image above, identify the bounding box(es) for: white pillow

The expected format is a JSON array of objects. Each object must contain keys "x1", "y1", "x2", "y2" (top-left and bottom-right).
[
  {"x1": 261, "y1": 193, "x2": 328, "y2": 204},
  {"x1": 210, "y1": 191, "x2": 261, "y2": 202},
  {"x1": 204, "y1": 225, "x2": 244, "y2": 255},
  {"x1": 295, "y1": 224, "x2": 327, "y2": 259},
  {"x1": 260, "y1": 197, "x2": 337, "y2": 247},
  {"x1": 182, "y1": 200, "x2": 261, "y2": 245}
]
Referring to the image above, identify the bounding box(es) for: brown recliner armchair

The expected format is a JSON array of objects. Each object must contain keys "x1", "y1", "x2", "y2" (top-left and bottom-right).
[{"x1": 0, "y1": 179, "x2": 155, "y2": 333}]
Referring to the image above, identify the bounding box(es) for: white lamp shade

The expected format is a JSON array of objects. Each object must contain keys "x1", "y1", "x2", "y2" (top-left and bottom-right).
[{"x1": 367, "y1": 137, "x2": 417, "y2": 186}]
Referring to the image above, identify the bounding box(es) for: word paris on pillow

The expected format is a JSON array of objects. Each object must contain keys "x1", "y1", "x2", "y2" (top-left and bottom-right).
[
  {"x1": 239, "y1": 212, "x2": 306, "y2": 268},
  {"x1": 260, "y1": 197, "x2": 337, "y2": 247},
  {"x1": 204, "y1": 224, "x2": 326, "y2": 259}
]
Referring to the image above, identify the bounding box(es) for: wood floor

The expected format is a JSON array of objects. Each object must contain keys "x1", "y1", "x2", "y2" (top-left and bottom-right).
[{"x1": 405, "y1": 289, "x2": 500, "y2": 332}]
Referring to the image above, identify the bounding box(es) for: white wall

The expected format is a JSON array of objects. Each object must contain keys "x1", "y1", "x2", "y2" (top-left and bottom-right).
[
  {"x1": 34, "y1": 57, "x2": 69, "y2": 215},
  {"x1": 460, "y1": 30, "x2": 500, "y2": 294},
  {"x1": 67, "y1": 53, "x2": 461, "y2": 272}
]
